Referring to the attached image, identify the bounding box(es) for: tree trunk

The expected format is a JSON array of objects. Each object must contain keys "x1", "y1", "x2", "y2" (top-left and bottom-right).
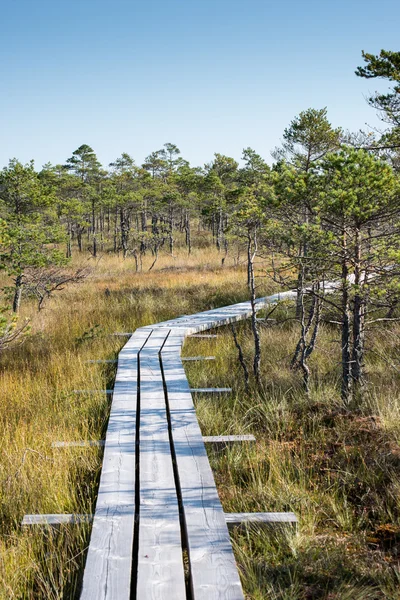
[
  {"x1": 341, "y1": 230, "x2": 352, "y2": 403},
  {"x1": 66, "y1": 222, "x2": 72, "y2": 258},
  {"x1": 248, "y1": 231, "x2": 261, "y2": 387},
  {"x1": 351, "y1": 227, "x2": 366, "y2": 395},
  {"x1": 120, "y1": 208, "x2": 128, "y2": 259},
  {"x1": 114, "y1": 205, "x2": 119, "y2": 253},
  {"x1": 185, "y1": 211, "x2": 191, "y2": 254},
  {"x1": 77, "y1": 229, "x2": 83, "y2": 253},
  {"x1": 92, "y1": 200, "x2": 97, "y2": 257},
  {"x1": 13, "y1": 274, "x2": 23, "y2": 314},
  {"x1": 169, "y1": 205, "x2": 174, "y2": 255}
]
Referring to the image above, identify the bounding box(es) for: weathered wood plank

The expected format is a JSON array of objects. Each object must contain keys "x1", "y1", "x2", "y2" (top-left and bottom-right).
[
  {"x1": 80, "y1": 328, "x2": 150, "y2": 600},
  {"x1": 73, "y1": 389, "x2": 113, "y2": 395},
  {"x1": 22, "y1": 514, "x2": 92, "y2": 526},
  {"x1": 85, "y1": 360, "x2": 118, "y2": 364},
  {"x1": 225, "y1": 512, "x2": 298, "y2": 528},
  {"x1": 110, "y1": 333, "x2": 133, "y2": 337},
  {"x1": 203, "y1": 435, "x2": 255, "y2": 444},
  {"x1": 188, "y1": 334, "x2": 218, "y2": 338},
  {"x1": 79, "y1": 291, "x2": 302, "y2": 598},
  {"x1": 181, "y1": 356, "x2": 215, "y2": 361},
  {"x1": 161, "y1": 352, "x2": 245, "y2": 600},
  {"x1": 190, "y1": 388, "x2": 232, "y2": 393},
  {"x1": 52, "y1": 441, "x2": 105, "y2": 448},
  {"x1": 136, "y1": 329, "x2": 186, "y2": 599}
]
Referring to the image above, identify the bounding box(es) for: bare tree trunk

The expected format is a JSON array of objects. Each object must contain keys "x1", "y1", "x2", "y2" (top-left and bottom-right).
[
  {"x1": 341, "y1": 231, "x2": 352, "y2": 403},
  {"x1": 216, "y1": 206, "x2": 223, "y2": 252},
  {"x1": 77, "y1": 228, "x2": 83, "y2": 253},
  {"x1": 351, "y1": 227, "x2": 366, "y2": 396},
  {"x1": 113, "y1": 205, "x2": 118, "y2": 253},
  {"x1": 230, "y1": 323, "x2": 249, "y2": 392},
  {"x1": 295, "y1": 255, "x2": 304, "y2": 319},
  {"x1": 13, "y1": 274, "x2": 23, "y2": 314},
  {"x1": 185, "y1": 211, "x2": 191, "y2": 255},
  {"x1": 169, "y1": 205, "x2": 174, "y2": 255},
  {"x1": 248, "y1": 231, "x2": 261, "y2": 387},
  {"x1": 120, "y1": 208, "x2": 128, "y2": 259},
  {"x1": 66, "y1": 221, "x2": 72, "y2": 258},
  {"x1": 92, "y1": 200, "x2": 97, "y2": 258}
]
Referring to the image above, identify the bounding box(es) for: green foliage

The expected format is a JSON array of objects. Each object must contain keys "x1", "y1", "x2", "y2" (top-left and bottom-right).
[
  {"x1": 356, "y1": 49, "x2": 400, "y2": 129},
  {"x1": 272, "y1": 107, "x2": 342, "y2": 171}
]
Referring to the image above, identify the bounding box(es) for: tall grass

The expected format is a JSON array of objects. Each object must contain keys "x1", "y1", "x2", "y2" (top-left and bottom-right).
[
  {"x1": 1, "y1": 245, "x2": 399, "y2": 598},
  {"x1": 0, "y1": 246, "x2": 262, "y2": 598},
  {"x1": 185, "y1": 320, "x2": 400, "y2": 599}
]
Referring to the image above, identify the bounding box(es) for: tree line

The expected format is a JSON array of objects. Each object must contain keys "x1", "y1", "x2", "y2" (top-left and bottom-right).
[{"x1": 1, "y1": 48, "x2": 400, "y2": 406}]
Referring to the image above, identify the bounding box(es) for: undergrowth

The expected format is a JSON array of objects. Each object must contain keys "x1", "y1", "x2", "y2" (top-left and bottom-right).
[{"x1": 1, "y1": 245, "x2": 399, "y2": 598}]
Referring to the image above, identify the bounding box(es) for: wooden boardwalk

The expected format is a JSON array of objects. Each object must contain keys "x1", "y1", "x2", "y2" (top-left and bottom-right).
[{"x1": 80, "y1": 291, "x2": 297, "y2": 600}]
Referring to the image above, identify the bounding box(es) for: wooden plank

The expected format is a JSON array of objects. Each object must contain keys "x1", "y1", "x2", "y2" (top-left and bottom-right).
[
  {"x1": 161, "y1": 352, "x2": 245, "y2": 600},
  {"x1": 52, "y1": 441, "x2": 105, "y2": 448},
  {"x1": 225, "y1": 512, "x2": 298, "y2": 528},
  {"x1": 110, "y1": 333, "x2": 133, "y2": 337},
  {"x1": 188, "y1": 334, "x2": 218, "y2": 338},
  {"x1": 136, "y1": 329, "x2": 186, "y2": 599},
  {"x1": 73, "y1": 389, "x2": 113, "y2": 395},
  {"x1": 78, "y1": 290, "x2": 302, "y2": 597},
  {"x1": 80, "y1": 328, "x2": 149, "y2": 600},
  {"x1": 86, "y1": 360, "x2": 118, "y2": 364},
  {"x1": 190, "y1": 388, "x2": 232, "y2": 393},
  {"x1": 203, "y1": 435, "x2": 255, "y2": 444},
  {"x1": 22, "y1": 514, "x2": 92, "y2": 526},
  {"x1": 181, "y1": 356, "x2": 215, "y2": 362}
]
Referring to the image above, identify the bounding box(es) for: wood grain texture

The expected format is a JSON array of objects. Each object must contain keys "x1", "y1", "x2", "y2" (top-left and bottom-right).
[
  {"x1": 136, "y1": 329, "x2": 186, "y2": 599},
  {"x1": 52, "y1": 441, "x2": 105, "y2": 448},
  {"x1": 225, "y1": 512, "x2": 298, "y2": 527},
  {"x1": 203, "y1": 435, "x2": 255, "y2": 444},
  {"x1": 80, "y1": 290, "x2": 301, "y2": 599},
  {"x1": 22, "y1": 514, "x2": 92, "y2": 526},
  {"x1": 190, "y1": 388, "x2": 232, "y2": 393},
  {"x1": 73, "y1": 390, "x2": 113, "y2": 395},
  {"x1": 181, "y1": 356, "x2": 215, "y2": 361},
  {"x1": 161, "y1": 352, "x2": 245, "y2": 600},
  {"x1": 80, "y1": 328, "x2": 149, "y2": 600},
  {"x1": 86, "y1": 360, "x2": 118, "y2": 364}
]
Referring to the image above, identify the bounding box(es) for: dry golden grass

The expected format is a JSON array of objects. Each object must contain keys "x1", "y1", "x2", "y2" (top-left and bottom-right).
[
  {"x1": 0, "y1": 244, "x2": 270, "y2": 598},
  {"x1": 186, "y1": 320, "x2": 400, "y2": 599},
  {"x1": 1, "y1": 244, "x2": 399, "y2": 599}
]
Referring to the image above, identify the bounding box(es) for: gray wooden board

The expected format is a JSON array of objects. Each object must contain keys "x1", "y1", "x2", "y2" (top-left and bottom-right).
[
  {"x1": 73, "y1": 390, "x2": 113, "y2": 395},
  {"x1": 22, "y1": 514, "x2": 92, "y2": 526},
  {"x1": 80, "y1": 328, "x2": 150, "y2": 600},
  {"x1": 225, "y1": 512, "x2": 298, "y2": 527},
  {"x1": 190, "y1": 388, "x2": 232, "y2": 393},
  {"x1": 79, "y1": 289, "x2": 304, "y2": 599},
  {"x1": 188, "y1": 334, "x2": 218, "y2": 338},
  {"x1": 110, "y1": 333, "x2": 133, "y2": 337},
  {"x1": 136, "y1": 329, "x2": 186, "y2": 599},
  {"x1": 182, "y1": 356, "x2": 215, "y2": 361},
  {"x1": 203, "y1": 435, "x2": 255, "y2": 444},
  {"x1": 161, "y1": 351, "x2": 245, "y2": 600},
  {"x1": 52, "y1": 441, "x2": 105, "y2": 448}
]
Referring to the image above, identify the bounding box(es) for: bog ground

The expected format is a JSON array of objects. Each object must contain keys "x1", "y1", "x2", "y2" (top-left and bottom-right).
[{"x1": 0, "y1": 248, "x2": 399, "y2": 599}]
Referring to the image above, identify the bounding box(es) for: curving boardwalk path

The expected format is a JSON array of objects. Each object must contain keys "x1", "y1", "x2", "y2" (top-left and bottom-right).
[{"x1": 80, "y1": 291, "x2": 296, "y2": 600}]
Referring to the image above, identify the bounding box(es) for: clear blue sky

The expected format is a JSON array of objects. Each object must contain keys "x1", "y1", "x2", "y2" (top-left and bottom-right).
[{"x1": 1, "y1": 0, "x2": 399, "y2": 170}]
